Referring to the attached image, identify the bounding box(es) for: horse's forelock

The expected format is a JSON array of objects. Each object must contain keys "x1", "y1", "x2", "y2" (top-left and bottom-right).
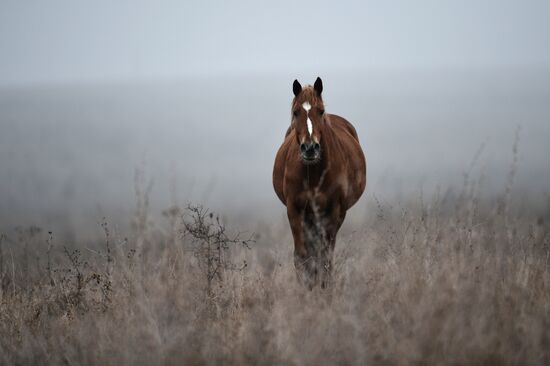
[{"x1": 292, "y1": 86, "x2": 324, "y2": 110}]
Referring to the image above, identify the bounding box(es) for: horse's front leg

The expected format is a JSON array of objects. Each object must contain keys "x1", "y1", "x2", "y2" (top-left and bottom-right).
[
  {"x1": 320, "y1": 204, "x2": 346, "y2": 288},
  {"x1": 286, "y1": 202, "x2": 313, "y2": 286}
]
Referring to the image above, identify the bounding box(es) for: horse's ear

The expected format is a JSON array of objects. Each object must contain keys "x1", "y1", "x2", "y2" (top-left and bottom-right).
[
  {"x1": 293, "y1": 79, "x2": 302, "y2": 97},
  {"x1": 314, "y1": 77, "x2": 323, "y2": 96}
]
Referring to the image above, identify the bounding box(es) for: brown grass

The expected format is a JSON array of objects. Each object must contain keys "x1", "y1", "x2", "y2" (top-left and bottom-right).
[{"x1": 0, "y1": 158, "x2": 549, "y2": 365}]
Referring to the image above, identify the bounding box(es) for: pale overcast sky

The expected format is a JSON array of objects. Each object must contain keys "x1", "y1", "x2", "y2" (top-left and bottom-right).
[{"x1": 1, "y1": 0, "x2": 549, "y2": 85}]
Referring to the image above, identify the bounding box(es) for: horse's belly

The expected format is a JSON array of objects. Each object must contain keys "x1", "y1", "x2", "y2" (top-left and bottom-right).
[{"x1": 341, "y1": 156, "x2": 367, "y2": 209}]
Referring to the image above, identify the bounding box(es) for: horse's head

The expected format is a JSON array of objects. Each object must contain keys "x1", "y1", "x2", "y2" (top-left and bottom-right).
[{"x1": 291, "y1": 77, "x2": 325, "y2": 165}]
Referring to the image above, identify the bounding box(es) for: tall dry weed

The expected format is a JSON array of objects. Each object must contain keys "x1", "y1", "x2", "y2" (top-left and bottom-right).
[{"x1": 0, "y1": 137, "x2": 548, "y2": 365}]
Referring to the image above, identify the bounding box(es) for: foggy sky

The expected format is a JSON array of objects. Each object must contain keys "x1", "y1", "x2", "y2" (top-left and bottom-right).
[
  {"x1": 1, "y1": 1, "x2": 550, "y2": 239},
  {"x1": 1, "y1": 0, "x2": 550, "y2": 86}
]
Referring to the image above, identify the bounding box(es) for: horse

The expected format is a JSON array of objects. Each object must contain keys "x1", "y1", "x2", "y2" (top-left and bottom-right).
[{"x1": 273, "y1": 77, "x2": 367, "y2": 288}]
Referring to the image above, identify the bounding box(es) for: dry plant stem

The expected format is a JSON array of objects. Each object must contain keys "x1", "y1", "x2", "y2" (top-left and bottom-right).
[{"x1": 182, "y1": 204, "x2": 253, "y2": 302}]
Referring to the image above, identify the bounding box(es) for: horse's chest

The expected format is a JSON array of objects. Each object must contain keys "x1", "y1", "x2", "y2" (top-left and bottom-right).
[{"x1": 290, "y1": 173, "x2": 349, "y2": 210}]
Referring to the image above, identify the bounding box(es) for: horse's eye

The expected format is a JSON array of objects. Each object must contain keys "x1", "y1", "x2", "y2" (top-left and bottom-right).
[
  {"x1": 319, "y1": 109, "x2": 325, "y2": 115},
  {"x1": 293, "y1": 110, "x2": 299, "y2": 117}
]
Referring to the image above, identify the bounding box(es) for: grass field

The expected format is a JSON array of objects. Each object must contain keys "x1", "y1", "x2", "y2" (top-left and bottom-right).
[{"x1": 0, "y1": 154, "x2": 549, "y2": 365}]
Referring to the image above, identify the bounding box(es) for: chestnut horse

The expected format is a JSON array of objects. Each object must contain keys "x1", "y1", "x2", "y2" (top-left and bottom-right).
[{"x1": 273, "y1": 77, "x2": 367, "y2": 287}]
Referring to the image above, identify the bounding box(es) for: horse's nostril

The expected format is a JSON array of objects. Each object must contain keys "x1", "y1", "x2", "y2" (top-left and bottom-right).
[
  {"x1": 300, "y1": 143, "x2": 307, "y2": 152},
  {"x1": 314, "y1": 143, "x2": 320, "y2": 151}
]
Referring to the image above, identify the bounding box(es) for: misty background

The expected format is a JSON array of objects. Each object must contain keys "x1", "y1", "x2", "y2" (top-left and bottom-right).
[{"x1": 1, "y1": 0, "x2": 549, "y2": 238}]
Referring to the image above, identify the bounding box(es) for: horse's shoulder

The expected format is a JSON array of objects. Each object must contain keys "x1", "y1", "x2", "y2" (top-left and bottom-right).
[
  {"x1": 327, "y1": 114, "x2": 359, "y2": 141},
  {"x1": 273, "y1": 127, "x2": 295, "y2": 206}
]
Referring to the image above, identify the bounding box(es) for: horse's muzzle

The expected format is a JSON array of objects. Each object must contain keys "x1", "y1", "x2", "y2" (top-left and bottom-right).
[{"x1": 300, "y1": 142, "x2": 321, "y2": 163}]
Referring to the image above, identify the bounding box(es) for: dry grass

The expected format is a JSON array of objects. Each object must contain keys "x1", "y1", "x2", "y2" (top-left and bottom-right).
[{"x1": 0, "y1": 162, "x2": 549, "y2": 365}]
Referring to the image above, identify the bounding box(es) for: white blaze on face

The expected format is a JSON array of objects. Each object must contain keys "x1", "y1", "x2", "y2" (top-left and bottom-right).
[{"x1": 302, "y1": 102, "x2": 313, "y2": 136}]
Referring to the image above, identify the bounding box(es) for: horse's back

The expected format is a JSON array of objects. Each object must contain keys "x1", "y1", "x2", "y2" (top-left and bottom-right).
[{"x1": 327, "y1": 114, "x2": 360, "y2": 142}]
